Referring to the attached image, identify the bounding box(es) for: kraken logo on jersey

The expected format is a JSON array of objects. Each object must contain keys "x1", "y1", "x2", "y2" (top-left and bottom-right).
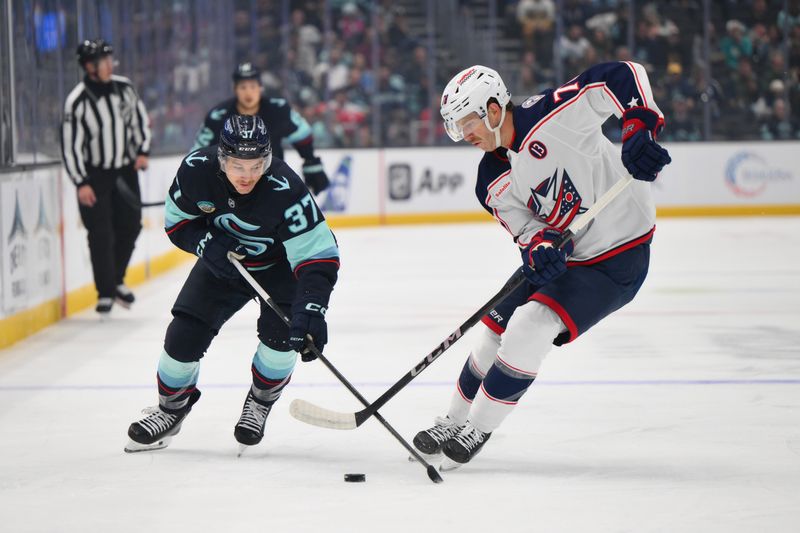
[
  {"x1": 185, "y1": 150, "x2": 209, "y2": 168},
  {"x1": 527, "y1": 168, "x2": 587, "y2": 231},
  {"x1": 213, "y1": 213, "x2": 274, "y2": 256},
  {"x1": 210, "y1": 108, "x2": 227, "y2": 121}
]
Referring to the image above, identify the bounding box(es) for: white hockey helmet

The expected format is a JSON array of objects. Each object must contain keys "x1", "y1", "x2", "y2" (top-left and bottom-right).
[{"x1": 440, "y1": 65, "x2": 511, "y2": 143}]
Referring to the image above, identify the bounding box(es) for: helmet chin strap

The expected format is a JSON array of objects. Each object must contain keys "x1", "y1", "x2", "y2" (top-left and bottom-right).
[{"x1": 483, "y1": 106, "x2": 507, "y2": 149}]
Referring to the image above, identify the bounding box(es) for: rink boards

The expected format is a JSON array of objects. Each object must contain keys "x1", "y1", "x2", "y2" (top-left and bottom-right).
[{"x1": 1, "y1": 141, "x2": 799, "y2": 347}]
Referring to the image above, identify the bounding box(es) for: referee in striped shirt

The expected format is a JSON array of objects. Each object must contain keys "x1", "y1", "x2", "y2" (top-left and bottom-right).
[{"x1": 61, "y1": 39, "x2": 152, "y2": 316}]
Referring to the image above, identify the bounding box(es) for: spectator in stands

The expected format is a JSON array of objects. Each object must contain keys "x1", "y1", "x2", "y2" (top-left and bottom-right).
[
  {"x1": 560, "y1": 24, "x2": 592, "y2": 70},
  {"x1": 761, "y1": 99, "x2": 798, "y2": 140},
  {"x1": 290, "y1": 8, "x2": 322, "y2": 78},
  {"x1": 338, "y1": 2, "x2": 366, "y2": 47},
  {"x1": 517, "y1": 0, "x2": 555, "y2": 61},
  {"x1": 664, "y1": 95, "x2": 702, "y2": 142},
  {"x1": 778, "y1": 0, "x2": 800, "y2": 32},
  {"x1": 720, "y1": 20, "x2": 753, "y2": 70}
]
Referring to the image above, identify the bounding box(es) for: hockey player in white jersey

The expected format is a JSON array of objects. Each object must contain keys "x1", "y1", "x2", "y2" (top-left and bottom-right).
[{"x1": 413, "y1": 63, "x2": 671, "y2": 468}]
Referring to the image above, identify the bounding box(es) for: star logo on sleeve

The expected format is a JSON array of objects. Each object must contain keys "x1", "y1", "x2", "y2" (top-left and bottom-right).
[{"x1": 627, "y1": 96, "x2": 639, "y2": 108}]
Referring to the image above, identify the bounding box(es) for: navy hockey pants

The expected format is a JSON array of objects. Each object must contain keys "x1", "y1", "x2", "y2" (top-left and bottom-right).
[
  {"x1": 482, "y1": 241, "x2": 651, "y2": 346},
  {"x1": 165, "y1": 259, "x2": 297, "y2": 362}
]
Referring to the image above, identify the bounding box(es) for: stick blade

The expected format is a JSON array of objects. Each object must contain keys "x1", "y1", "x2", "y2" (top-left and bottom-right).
[{"x1": 289, "y1": 399, "x2": 358, "y2": 430}]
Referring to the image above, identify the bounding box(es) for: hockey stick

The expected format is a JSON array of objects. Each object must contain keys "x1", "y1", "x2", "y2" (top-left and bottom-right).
[
  {"x1": 228, "y1": 254, "x2": 444, "y2": 484},
  {"x1": 290, "y1": 174, "x2": 636, "y2": 430},
  {"x1": 116, "y1": 176, "x2": 166, "y2": 208}
]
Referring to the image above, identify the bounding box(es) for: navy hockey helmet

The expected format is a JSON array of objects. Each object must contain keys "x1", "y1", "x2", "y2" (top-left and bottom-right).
[
  {"x1": 76, "y1": 39, "x2": 113, "y2": 66},
  {"x1": 232, "y1": 62, "x2": 261, "y2": 84},
  {"x1": 218, "y1": 115, "x2": 272, "y2": 173}
]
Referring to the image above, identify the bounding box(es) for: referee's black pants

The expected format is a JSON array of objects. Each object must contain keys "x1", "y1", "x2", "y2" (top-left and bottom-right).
[{"x1": 78, "y1": 165, "x2": 142, "y2": 299}]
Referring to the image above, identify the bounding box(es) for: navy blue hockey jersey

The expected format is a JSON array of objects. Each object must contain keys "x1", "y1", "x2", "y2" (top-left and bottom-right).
[
  {"x1": 191, "y1": 97, "x2": 313, "y2": 161},
  {"x1": 164, "y1": 146, "x2": 339, "y2": 300}
]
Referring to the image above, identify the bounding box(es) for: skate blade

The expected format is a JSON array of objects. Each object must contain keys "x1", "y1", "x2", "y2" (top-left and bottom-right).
[
  {"x1": 237, "y1": 444, "x2": 250, "y2": 457},
  {"x1": 115, "y1": 298, "x2": 132, "y2": 310},
  {"x1": 98, "y1": 313, "x2": 111, "y2": 322},
  {"x1": 408, "y1": 451, "x2": 442, "y2": 463},
  {"x1": 439, "y1": 457, "x2": 464, "y2": 472},
  {"x1": 124, "y1": 436, "x2": 172, "y2": 453}
]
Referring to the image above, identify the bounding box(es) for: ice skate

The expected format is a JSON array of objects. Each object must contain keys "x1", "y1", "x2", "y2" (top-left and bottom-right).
[
  {"x1": 96, "y1": 297, "x2": 113, "y2": 320},
  {"x1": 234, "y1": 390, "x2": 272, "y2": 456},
  {"x1": 440, "y1": 423, "x2": 492, "y2": 470},
  {"x1": 115, "y1": 284, "x2": 135, "y2": 309},
  {"x1": 413, "y1": 416, "x2": 464, "y2": 457},
  {"x1": 125, "y1": 390, "x2": 200, "y2": 453}
]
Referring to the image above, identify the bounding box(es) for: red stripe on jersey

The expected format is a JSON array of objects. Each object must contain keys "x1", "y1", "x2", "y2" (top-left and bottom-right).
[
  {"x1": 520, "y1": 82, "x2": 607, "y2": 148},
  {"x1": 567, "y1": 226, "x2": 655, "y2": 267},
  {"x1": 165, "y1": 219, "x2": 192, "y2": 235},
  {"x1": 294, "y1": 259, "x2": 340, "y2": 276},
  {"x1": 624, "y1": 61, "x2": 648, "y2": 107},
  {"x1": 602, "y1": 86, "x2": 625, "y2": 113},
  {"x1": 484, "y1": 169, "x2": 513, "y2": 206}
]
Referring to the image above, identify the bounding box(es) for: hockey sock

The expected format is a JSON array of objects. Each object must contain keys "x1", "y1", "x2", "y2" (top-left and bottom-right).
[
  {"x1": 157, "y1": 350, "x2": 200, "y2": 413},
  {"x1": 467, "y1": 360, "x2": 536, "y2": 433},
  {"x1": 250, "y1": 342, "x2": 297, "y2": 405},
  {"x1": 447, "y1": 354, "x2": 485, "y2": 424}
]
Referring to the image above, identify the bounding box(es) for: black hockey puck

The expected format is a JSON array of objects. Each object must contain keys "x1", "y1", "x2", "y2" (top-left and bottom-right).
[{"x1": 344, "y1": 473, "x2": 366, "y2": 482}]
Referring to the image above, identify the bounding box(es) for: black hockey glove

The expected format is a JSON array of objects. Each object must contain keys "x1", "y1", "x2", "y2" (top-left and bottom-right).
[
  {"x1": 197, "y1": 230, "x2": 247, "y2": 280},
  {"x1": 620, "y1": 108, "x2": 671, "y2": 182},
  {"x1": 521, "y1": 228, "x2": 574, "y2": 286},
  {"x1": 302, "y1": 157, "x2": 330, "y2": 195},
  {"x1": 288, "y1": 301, "x2": 328, "y2": 361}
]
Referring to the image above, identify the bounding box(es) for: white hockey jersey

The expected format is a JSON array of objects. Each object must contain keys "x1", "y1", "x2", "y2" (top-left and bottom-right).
[{"x1": 476, "y1": 61, "x2": 663, "y2": 264}]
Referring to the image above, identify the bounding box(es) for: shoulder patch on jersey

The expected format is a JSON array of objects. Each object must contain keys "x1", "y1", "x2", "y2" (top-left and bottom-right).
[
  {"x1": 528, "y1": 140, "x2": 548, "y2": 159},
  {"x1": 197, "y1": 201, "x2": 216, "y2": 213},
  {"x1": 521, "y1": 95, "x2": 544, "y2": 108},
  {"x1": 266, "y1": 175, "x2": 290, "y2": 191},
  {"x1": 487, "y1": 172, "x2": 513, "y2": 201}
]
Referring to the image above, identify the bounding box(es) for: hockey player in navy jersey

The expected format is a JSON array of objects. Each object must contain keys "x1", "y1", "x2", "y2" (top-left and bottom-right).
[
  {"x1": 192, "y1": 62, "x2": 329, "y2": 194},
  {"x1": 125, "y1": 115, "x2": 339, "y2": 453},
  {"x1": 413, "y1": 63, "x2": 671, "y2": 468}
]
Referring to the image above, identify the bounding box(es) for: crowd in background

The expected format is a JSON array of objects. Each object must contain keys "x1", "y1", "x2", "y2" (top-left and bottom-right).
[
  {"x1": 3, "y1": 0, "x2": 799, "y2": 164},
  {"x1": 511, "y1": 0, "x2": 800, "y2": 142},
  {"x1": 207, "y1": 0, "x2": 800, "y2": 148}
]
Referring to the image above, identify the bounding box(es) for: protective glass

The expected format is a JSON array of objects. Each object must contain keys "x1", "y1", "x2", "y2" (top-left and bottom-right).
[{"x1": 444, "y1": 112, "x2": 483, "y2": 142}]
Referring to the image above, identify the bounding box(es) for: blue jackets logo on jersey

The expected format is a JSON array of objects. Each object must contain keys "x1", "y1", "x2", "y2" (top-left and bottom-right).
[{"x1": 527, "y1": 168, "x2": 587, "y2": 230}]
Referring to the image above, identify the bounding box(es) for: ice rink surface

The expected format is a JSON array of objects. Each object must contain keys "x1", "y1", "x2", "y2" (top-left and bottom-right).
[{"x1": 1, "y1": 218, "x2": 799, "y2": 532}]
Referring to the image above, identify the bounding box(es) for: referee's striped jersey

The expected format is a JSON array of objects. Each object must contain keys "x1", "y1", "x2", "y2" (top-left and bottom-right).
[{"x1": 61, "y1": 74, "x2": 151, "y2": 185}]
